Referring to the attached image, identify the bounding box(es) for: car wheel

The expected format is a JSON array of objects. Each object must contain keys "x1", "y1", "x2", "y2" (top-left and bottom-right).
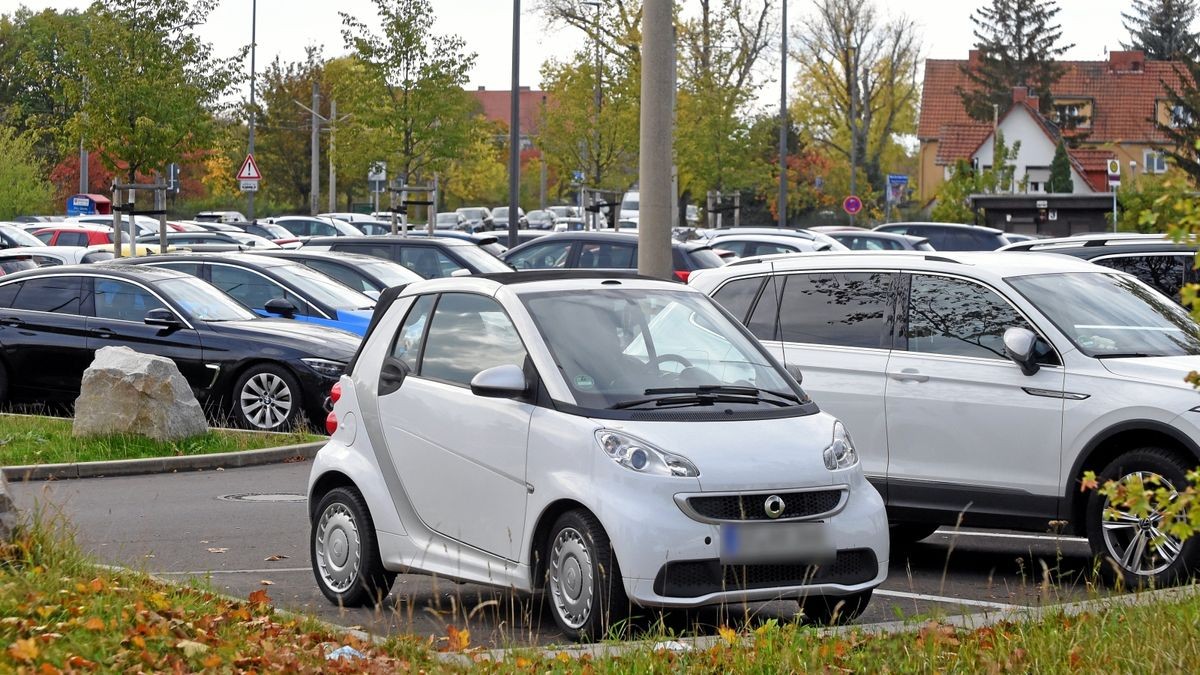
[
  {"x1": 889, "y1": 522, "x2": 940, "y2": 550},
  {"x1": 799, "y1": 589, "x2": 872, "y2": 625},
  {"x1": 232, "y1": 364, "x2": 301, "y2": 430},
  {"x1": 311, "y1": 487, "x2": 395, "y2": 607},
  {"x1": 1085, "y1": 448, "x2": 1199, "y2": 587},
  {"x1": 544, "y1": 510, "x2": 629, "y2": 641}
]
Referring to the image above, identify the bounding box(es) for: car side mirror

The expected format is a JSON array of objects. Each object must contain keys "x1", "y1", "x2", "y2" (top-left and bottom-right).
[
  {"x1": 264, "y1": 298, "x2": 297, "y2": 319},
  {"x1": 785, "y1": 363, "x2": 804, "y2": 386},
  {"x1": 450, "y1": 268, "x2": 473, "y2": 278},
  {"x1": 144, "y1": 308, "x2": 182, "y2": 329},
  {"x1": 470, "y1": 364, "x2": 528, "y2": 399},
  {"x1": 1003, "y1": 327, "x2": 1040, "y2": 376}
]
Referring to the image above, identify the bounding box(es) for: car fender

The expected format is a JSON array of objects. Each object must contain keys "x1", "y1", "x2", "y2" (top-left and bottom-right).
[{"x1": 1062, "y1": 410, "x2": 1200, "y2": 498}]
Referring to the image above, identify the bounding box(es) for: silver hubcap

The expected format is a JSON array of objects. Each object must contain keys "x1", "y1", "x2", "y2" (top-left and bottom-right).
[
  {"x1": 549, "y1": 527, "x2": 594, "y2": 629},
  {"x1": 240, "y1": 372, "x2": 293, "y2": 429},
  {"x1": 315, "y1": 502, "x2": 361, "y2": 593},
  {"x1": 1101, "y1": 471, "x2": 1183, "y2": 577}
]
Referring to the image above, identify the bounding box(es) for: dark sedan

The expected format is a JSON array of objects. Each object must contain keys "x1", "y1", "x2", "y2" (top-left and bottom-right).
[
  {"x1": 249, "y1": 249, "x2": 422, "y2": 298},
  {"x1": 301, "y1": 236, "x2": 513, "y2": 278},
  {"x1": 0, "y1": 265, "x2": 359, "y2": 430},
  {"x1": 501, "y1": 231, "x2": 724, "y2": 281}
]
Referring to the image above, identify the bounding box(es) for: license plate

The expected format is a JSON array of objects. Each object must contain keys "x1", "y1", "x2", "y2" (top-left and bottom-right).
[{"x1": 720, "y1": 522, "x2": 835, "y2": 565}]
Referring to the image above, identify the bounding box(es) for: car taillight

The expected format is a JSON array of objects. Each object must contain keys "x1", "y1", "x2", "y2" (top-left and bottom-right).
[
  {"x1": 330, "y1": 382, "x2": 342, "y2": 404},
  {"x1": 325, "y1": 411, "x2": 338, "y2": 434},
  {"x1": 674, "y1": 270, "x2": 691, "y2": 282}
]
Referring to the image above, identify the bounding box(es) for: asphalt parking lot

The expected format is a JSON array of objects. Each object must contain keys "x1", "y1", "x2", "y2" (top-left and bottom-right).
[{"x1": 9, "y1": 460, "x2": 1106, "y2": 648}]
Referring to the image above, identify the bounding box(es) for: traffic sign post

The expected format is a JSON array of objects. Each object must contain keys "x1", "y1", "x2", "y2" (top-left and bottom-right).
[
  {"x1": 1107, "y1": 158, "x2": 1121, "y2": 232},
  {"x1": 237, "y1": 153, "x2": 262, "y2": 193},
  {"x1": 843, "y1": 195, "x2": 863, "y2": 217}
]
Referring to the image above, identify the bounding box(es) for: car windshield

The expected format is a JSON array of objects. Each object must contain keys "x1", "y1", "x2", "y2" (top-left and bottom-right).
[
  {"x1": 358, "y1": 259, "x2": 421, "y2": 286},
  {"x1": 230, "y1": 233, "x2": 280, "y2": 248},
  {"x1": 1, "y1": 226, "x2": 45, "y2": 247},
  {"x1": 522, "y1": 288, "x2": 805, "y2": 410},
  {"x1": 436, "y1": 213, "x2": 459, "y2": 225},
  {"x1": 1009, "y1": 272, "x2": 1200, "y2": 357},
  {"x1": 270, "y1": 263, "x2": 376, "y2": 310},
  {"x1": 324, "y1": 218, "x2": 363, "y2": 236},
  {"x1": 453, "y1": 244, "x2": 514, "y2": 272},
  {"x1": 254, "y1": 223, "x2": 292, "y2": 238},
  {"x1": 157, "y1": 277, "x2": 257, "y2": 322},
  {"x1": 459, "y1": 209, "x2": 487, "y2": 220}
]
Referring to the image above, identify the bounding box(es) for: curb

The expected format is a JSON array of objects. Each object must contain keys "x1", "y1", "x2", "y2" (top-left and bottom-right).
[{"x1": 1, "y1": 440, "x2": 325, "y2": 482}]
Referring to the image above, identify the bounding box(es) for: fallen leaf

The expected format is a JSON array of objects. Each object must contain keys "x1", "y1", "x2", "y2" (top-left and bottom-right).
[
  {"x1": 88, "y1": 578, "x2": 104, "y2": 593},
  {"x1": 207, "y1": 548, "x2": 229, "y2": 554},
  {"x1": 202, "y1": 653, "x2": 223, "y2": 668},
  {"x1": 82, "y1": 616, "x2": 105, "y2": 631},
  {"x1": 718, "y1": 625, "x2": 738, "y2": 645},
  {"x1": 248, "y1": 589, "x2": 271, "y2": 606},
  {"x1": 260, "y1": 580, "x2": 274, "y2": 586},
  {"x1": 38, "y1": 662, "x2": 61, "y2": 675},
  {"x1": 556, "y1": 651, "x2": 571, "y2": 663},
  {"x1": 8, "y1": 637, "x2": 39, "y2": 662},
  {"x1": 66, "y1": 655, "x2": 96, "y2": 669},
  {"x1": 444, "y1": 625, "x2": 470, "y2": 652},
  {"x1": 264, "y1": 554, "x2": 289, "y2": 562},
  {"x1": 177, "y1": 640, "x2": 209, "y2": 657},
  {"x1": 515, "y1": 656, "x2": 532, "y2": 668}
]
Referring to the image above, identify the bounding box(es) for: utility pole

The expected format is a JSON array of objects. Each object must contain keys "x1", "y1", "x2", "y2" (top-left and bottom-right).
[
  {"x1": 247, "y1": 0, "x2": 258, "y2": 220},
  {"x1": 508, "y1": 0, "x2": 521, "y2": 249},
  {"x1": 309, "y1": 82, "x2": 320, "y2": 216},
  {"x1": 329, "y1": 99, "x2": 338, "y2": 212},
  {"x1": 638, "y1": 0, "x2": 674, "y2": 279},
  {"x1": 778, "y1": 0, "x2": 788, "y2": 229}
]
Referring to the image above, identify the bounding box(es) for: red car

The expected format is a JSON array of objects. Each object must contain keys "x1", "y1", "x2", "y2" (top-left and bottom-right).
[{"x1": 33, "y1": 227, "x2": 113, "y2": 247}]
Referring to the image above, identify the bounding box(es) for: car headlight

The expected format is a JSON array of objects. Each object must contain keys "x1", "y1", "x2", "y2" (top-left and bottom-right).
[
  {"x1": 301, "y1": 358, "x2": 346, "y2": 378},
  {"x1": 823, "y1": 421, "x2": 859, "y2": 471},
  {"x1": 595, "y1": 430, "x2": 699, "y2": 478}
]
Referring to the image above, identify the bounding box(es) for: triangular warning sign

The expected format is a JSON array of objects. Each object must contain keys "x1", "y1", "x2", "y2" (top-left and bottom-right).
[{"x1": 237, "y1": 154, "x2": 262, "y2": 181}]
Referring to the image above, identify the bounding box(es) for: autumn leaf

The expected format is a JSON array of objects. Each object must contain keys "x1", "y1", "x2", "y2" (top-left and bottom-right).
[
  {"x1": 718, "y1": 625, "x2": 738, "y2": 645},
  {"x1": 88, "y1": 578, "x2": 104, "y2": 593},
  {"x1": 260, "y1": 580, "x2": 275, "y2": 586},
  {"x1": 556, "y1": 651, "x2": 571, "y2": 663},
  {"x1": 82, "y1": 616, "x2": 105, "y2": 631},
  {"x1": 515, "y1": 656, "x2": 532, "y2": 668},
  {"x1": 8, "y1": 637, "x2": 39, "y2": 662},
  {"x1": 201, "y1": 654, "x2": 223, "y2": 668},
  {"x1": 1069, "y1": 645, "x2": 1083, "y2": 669},
  {"x1": 65, "y1": 655, "x2": 96, "y2": 669},
  {"x1": 1080, "y1": 473, "x2": 1100, "y2": 492},
  {"x1": 38, "y1": 662, "x2": 61, "y2": 675},
  {"x1": 248, "y1": 589, "x2": 271, "y2": 606},
  {"x1": 177, "y1": 639, "x2": 209, "y2": 657},
  {"x1": 264, "y1": 554, "x2": 289, "y2": 562},
  {"x1": 444, "y1": 625, "x2": 470, "y2": 652}
]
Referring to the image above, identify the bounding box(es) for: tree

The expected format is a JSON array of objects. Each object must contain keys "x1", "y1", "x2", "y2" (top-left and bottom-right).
[
  {"x1": 62, "y1": 0, "x2": 240, "y2": 182},
  {"x1": 1159, "y1": 61, "x2": 1200, "y2": 182},
  {"x1": 958, "y1": 0, "x2": 1072, "y2": 121},
  {"x1": 0, "y1": 125, "x2": 54, "y2": 218},
  {"x1": 1123, "y1": 0, "x2": 1200, "y2": 61},
  {"x1": 791, "y1": 0, "x2": 921, "y2": 196},
  {"x1": 442, "y1": 120, "x2": 509, "y2": 208},
  {"x1": 1047, "y1": 140, "x2": 1074, "y2": 193},
  {"x1": 931, "y1": 134, "x2": 1021, "y2": 222},
  {"x1": 340, "y1": 0, "x2": 477, "y2": 187},
  {"x1": 535, "y1": 0, "x2": 644, "y2": 71},
  {"x1": 254, "y1": 49, "x2": 328, "y2": 210}
]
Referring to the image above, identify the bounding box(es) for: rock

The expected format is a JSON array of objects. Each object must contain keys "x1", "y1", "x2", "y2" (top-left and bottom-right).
[
  {"x1": 73, "y1": 346, "x2": 208, "y2": 441},
  {"x1": 0, "y1": 473, "x2": 17, "y2": 543}
]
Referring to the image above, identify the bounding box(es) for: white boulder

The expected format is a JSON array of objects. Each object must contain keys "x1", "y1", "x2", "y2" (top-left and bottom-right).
[
  {"x1": 73, "y1": 346, "x2": 208, "y2": 441},
  {"x1": 0, "y1": 474, "x2": 17, "y2": 543}
]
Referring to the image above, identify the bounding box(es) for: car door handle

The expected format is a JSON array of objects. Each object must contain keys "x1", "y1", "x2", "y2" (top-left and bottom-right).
[
  {"x1": 89, "y1": 327, "x2": 114, "y2": 339},
  {"x1": 889, "y1": 369, "x2": 929, "y2": 383},
  {"x1": 377, "y1": 357, "x2": 411, "y2": 396},
  {"x1": 0, "y1": 317, "x2": 23, "y2": 328}
]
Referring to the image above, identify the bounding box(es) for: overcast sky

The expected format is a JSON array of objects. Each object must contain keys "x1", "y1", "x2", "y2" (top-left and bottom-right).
[{"x1": 0, "y1": 0, "x2": 1147, "y2": 107}]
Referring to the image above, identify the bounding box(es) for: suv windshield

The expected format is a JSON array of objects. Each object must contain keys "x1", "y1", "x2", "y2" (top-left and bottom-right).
[
  {"x1": 522, "y1": 288, "x2": 807, "y2": 411},
  {"x1": 1009, "y1": 272, "x2": 1200, "y2": 357}
]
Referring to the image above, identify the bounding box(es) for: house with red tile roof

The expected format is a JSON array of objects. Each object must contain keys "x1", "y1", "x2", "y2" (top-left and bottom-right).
[
  {"x1": 918, "y1": 50, "x2": 1188, "y2": 204},
  {"x1": 470, "y1": 86, "x2": 547, "y2": 151}
]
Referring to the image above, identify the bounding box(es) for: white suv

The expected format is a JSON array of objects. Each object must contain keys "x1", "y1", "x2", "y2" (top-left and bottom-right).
[
  {"x1": 308, "y1": 272, "x2": 888, "y2": 639},
  {"x1": 691, "y1": 251, "x2": 1200, "y2": 585}
]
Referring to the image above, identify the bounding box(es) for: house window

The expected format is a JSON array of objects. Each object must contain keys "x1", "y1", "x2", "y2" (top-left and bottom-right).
[
  {"x1": 1144, "y1": 150, "x2": 1168, "y2": 174},
  {"x1": 1053, "y1": 100, "x2": 1092, "y2": 129},
  {"x1": 1171, "y1": 105, "x2": 1195, "y2": 128}
]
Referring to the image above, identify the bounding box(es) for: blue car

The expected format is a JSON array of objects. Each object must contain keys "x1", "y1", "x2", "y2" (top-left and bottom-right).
[{"x1": 110, "y1": 253, "x2": 375, "y2": 336}]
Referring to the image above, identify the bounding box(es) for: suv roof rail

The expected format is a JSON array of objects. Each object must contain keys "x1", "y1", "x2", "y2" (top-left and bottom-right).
[
  {"x1": 923, "y1": 254, "x2": 963, "y2": 264},
  {"x1": 1002, "y1": 233, "x2": 1164, "y2": 251}
]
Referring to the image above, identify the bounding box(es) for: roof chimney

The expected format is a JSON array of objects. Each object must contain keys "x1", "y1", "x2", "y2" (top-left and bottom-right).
[
  {"x1": 968, "y1": 49, "x2": 983, "y2": 67},
  {"x1": 1109, "y1": 50, "x2": 1145, "y2": 73},
  {"x1": 1012, "y1": 86, "x2": 1029, "y2": 104}
]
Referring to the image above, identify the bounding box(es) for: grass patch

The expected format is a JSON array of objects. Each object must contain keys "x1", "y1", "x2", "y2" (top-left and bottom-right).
[
  {"x1": 2, "y1": 512, "x2": 1200, "y2": 672},
  {"x1": 0, "y1": 414, "x2": 320, "y2": 466}
]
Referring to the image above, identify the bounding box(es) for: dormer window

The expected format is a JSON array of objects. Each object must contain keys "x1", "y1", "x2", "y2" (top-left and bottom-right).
[{"x1": 1053, "y1": 100, "x2": 1092, "y2": 129}]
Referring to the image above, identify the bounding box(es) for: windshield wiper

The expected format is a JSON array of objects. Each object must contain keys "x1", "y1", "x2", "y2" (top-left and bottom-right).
[
  {"x1": 611, "y1": 385, "x2": 800, "y2": 410},
  {"x1": 1094, "y1": 353, "x2": 1155, "y2": 359}
]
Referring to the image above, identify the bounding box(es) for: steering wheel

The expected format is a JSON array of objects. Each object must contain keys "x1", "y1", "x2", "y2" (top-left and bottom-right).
[{"x1": 652, "y1": 353, "x2": 694, "y2": 369}]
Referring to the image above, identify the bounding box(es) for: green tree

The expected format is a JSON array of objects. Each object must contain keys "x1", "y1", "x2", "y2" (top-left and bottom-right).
[
  {"x1": 339, "y1": 0, "x2": 477, "y2": 187},
  {"x1": 0, "y1": 125, "x2": 55, "y2": 218},
  {"x1": 1159, "y1": 62, "x2": 1200, "y2": 182},
  {"x1": 62, "y1": 0, "x2": 240, "y2": 182},
  {"x1": 1123, "y1": 0, "x2": 1200, "y2": 61},
  {"x1": 255, "y1": 49, "x2": 327, "y2": 210},
  {"x1": 958, "y1": 0, "x2": 1072, "y2": 121},
  {"x1": 791, "y1": 0, "x2": 921, "y2": 197},
  {"x1": 442, "y1": 120, "x2": 509, "y2": 208},
  {"x1": 1047, "y1": 140, "x2": 1074, "y2": 193},
  {"x1": 931, "y1": 135, "x2": 1021, "y2": 222}
]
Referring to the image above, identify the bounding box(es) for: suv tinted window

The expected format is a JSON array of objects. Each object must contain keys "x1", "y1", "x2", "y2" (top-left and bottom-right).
[
  {"x1": 399, "y1": 246, "x2": 467, "y2": 278},
  {"x1": 390, "y1": 294, "x2": 435, "y2": 372},
  {"x1": 304, "y1": 259, "x2": 374, "y2": 292},
  {"x1": 507, "y1": 240, "x2": 573, "y2": 269},
  {"x1": 776, "y1": 272, "x2": 895, "y2": 349},
  {"x1": 419, "y1": 293, "x2": 526, "y2": 386},
  {"x1": 577, "y1": 242, "x2": 635, "y2": 269},
  {"x1": 1093, "y1": 254, "x2": 1187, "y2": 301},
  {"x1": 712, "y1": 277, "x2": 765, "y2": 323},
  {"x1": 906, "y1": 274, "x2": 1033, "y2": 360},
  {"x1": 92, "y1": 278, "x2": 168, "y2": 322},
  {"x1": 12, "y1": 277, "x2": 83, "y2": 314}
]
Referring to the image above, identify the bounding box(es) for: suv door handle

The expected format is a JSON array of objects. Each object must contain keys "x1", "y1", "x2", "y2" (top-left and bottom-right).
[{"x1": 889, "y1": 369, "x2": 929, "y2": 383}]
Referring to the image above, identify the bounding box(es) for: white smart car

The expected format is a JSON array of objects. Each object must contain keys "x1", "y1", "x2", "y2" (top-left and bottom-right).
[{"x1": 308, "y1": 271, "x2": 888, "y2": 639}]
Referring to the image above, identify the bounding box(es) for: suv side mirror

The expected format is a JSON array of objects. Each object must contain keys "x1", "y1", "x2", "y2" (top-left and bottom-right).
[
  {"x1": 1003, "y1": 327, "x2": 1040, "y2": 376},
  {"x1": 144, "y1": 308, "x2": 182, "y2": 329},
  {"x1": 264, "y1": 298, "x2": 297, "y2": 319},
  {"x1": 470, "y1": 364, "x2": 528, "y2": 399}
]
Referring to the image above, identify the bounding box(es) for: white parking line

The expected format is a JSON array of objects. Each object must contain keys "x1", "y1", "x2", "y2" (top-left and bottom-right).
[
  {"x1": 874, "y1": 589, "x2": 1017, "y2": 611},
  {"x1": 931, "y1": 530, "x2": 1088, "y2": 544},
  {"x1": 157, "y1": 567, "x2": 311, "y2": 575}
]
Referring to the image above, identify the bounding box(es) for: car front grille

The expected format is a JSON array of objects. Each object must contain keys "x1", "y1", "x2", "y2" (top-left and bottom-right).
[
  {"x1": 652, "y1": 549, "x2": 878, "y2": 598},
  {"x1": 686, "y1": 489, "x2": 844, "y2": 522}
]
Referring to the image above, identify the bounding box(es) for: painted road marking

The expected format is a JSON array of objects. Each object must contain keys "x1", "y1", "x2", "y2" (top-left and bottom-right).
[
  {"x1": 157, "y1": 567, "x2": 311, "y2": 575},
  {"x1": 874, "y1": 589, "x2": 1018, "y2": 611}
]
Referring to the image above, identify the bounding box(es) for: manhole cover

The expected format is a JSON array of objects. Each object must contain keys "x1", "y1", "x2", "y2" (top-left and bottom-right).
[{"x1": 218, "y1": 493, "x2": 306, "y2": 503}]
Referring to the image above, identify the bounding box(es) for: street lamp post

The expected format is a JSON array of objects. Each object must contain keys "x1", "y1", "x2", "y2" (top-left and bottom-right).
[
  {"x1": 247, "y1": 0, "x2": 257, "y2": 220},
  {"x1": 508, "y1": 0, "x2": 521, "y2": 249},
  {"x1": 848, "y1": 46, "x2": 858, "y2": 227},
  {"x1": 581, "y1": 1, "x2": 602, "y2": 230},
  {"x1": 778, "y1": 0, "x2": 788, "y2": 229}
]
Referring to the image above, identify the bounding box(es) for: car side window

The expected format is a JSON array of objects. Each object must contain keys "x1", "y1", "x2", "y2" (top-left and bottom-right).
[
  {"x1": 1094, "y1": 255, "x2": 1186, "y2": 301},
  {"x1": 712, "y1": 277, "x2": 765, "y2": 323},
  {"x1": 419, "y1": 293, "x2": 527, "y2": 386},
  {"x1": 714, "y1": 241, "x2": 747, "y2": 257},
  {"x1": 752, "y1": 243, "x2": 799, "y2": 256},
  {"x1": 11, "y1": 277, "x2": 84, "y2": 314},
  {"x1": 906, "y1": 275, "x2": 1036, "y2": 360},
  {"x1": 389, "y1": 295, "x2": 435, "y2": 372},
  {"x1": 60, "y1": 232, "x2": 88, "y2": 247},
  {"x1": 305, "y1": 260, "x2": 374, "y2": 292},
  {"x1": 777, "y1": 272, "x2": 895, "y2": 349},
  {"x1": 32, "y1": 255, "x2": 62, "y2": 267},
  {"x1": 577, "y1": 243, "x2": 635, "y2": 269},
  {"x1": 210, "y1": 265, "x2": 312, "y2": 315},
  {"x1": 311, "y1": 222, "x2": 337, "y2": 237},
  {"x1": 506, "y1": 241, "x2": 573, "y2": 269},
  {"x1": 92, "y1": 278, "x2": 168, "y2": 323},
  {"x1": 746, "y1": 275, "x2": 782, "y2": 340},
  {"x1": 0, "y1": 282, "x2": 21, "y2": 307},
  {"x1": 399, "y1": 247, "x2": 466, "y2": 279}
]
